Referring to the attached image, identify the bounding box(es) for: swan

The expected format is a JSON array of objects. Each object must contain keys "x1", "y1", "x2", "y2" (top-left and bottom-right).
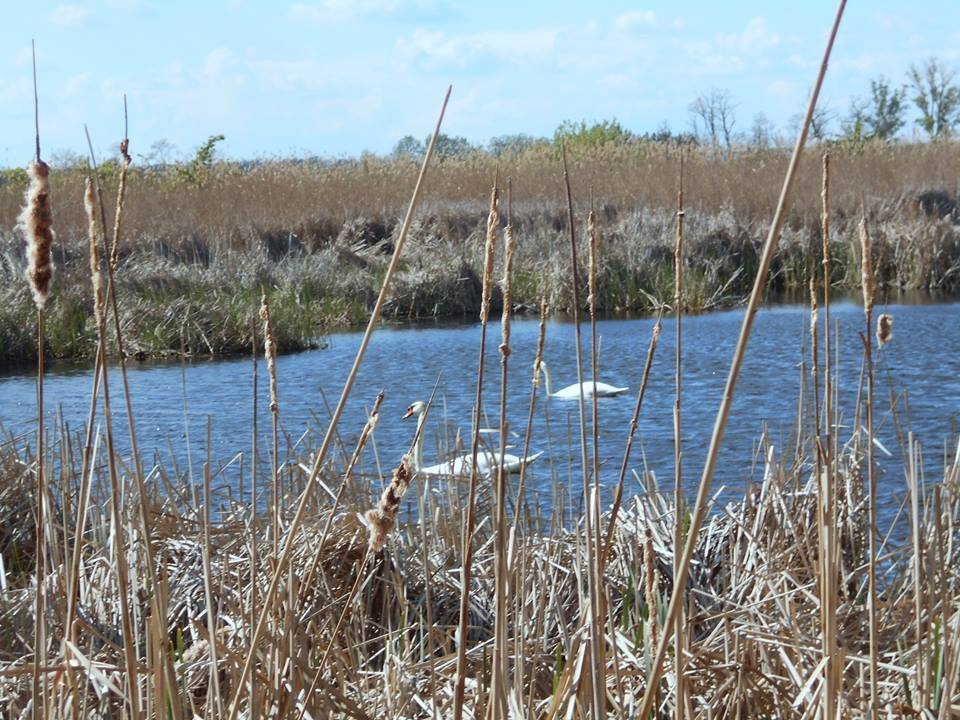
[
  {"x1": 539, "y1": 360, "x2": 628, "y2": 399},
  {"x1": 403, "y1": 401, "x2": 543, "y2": 476}
]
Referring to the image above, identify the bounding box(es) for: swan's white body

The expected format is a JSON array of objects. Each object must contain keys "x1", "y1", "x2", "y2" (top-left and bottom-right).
[
  {"x1": 540, "y1": 361, "x2": 627, "y2": 398},
  {"x1": 404, "y1": 401, "x2": 543, "y2": 477}
]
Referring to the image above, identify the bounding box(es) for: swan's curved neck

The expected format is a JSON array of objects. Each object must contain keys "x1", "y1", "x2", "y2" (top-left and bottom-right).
[
  {"x1": 412, "y1": 409, "x2": 427, "y2": 471},
  {"x1": 540, "y1": 360, "x2": 552, "y2": 396}
]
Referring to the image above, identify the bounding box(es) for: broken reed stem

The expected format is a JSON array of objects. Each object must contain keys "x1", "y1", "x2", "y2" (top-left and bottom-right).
[
  {"x1": 453, "y1": 180, "x2": 499, "y2": 720},
  {"x1": 636, "y1": 3, "x2": 848, "y2": 715},
  {"x1": 109, "y1": 135, "x2": 131, "y2": 272},
  {"x1": 98, "y1": 127, "x2": 180, "y2": 716},
  {"x1": 587, "y1": 208, "x2": 603, "y2": 574},
  {"x1": 860, "y1": 214, "x2": 879, "y2": 718},
  {"x1": 491, "y1": 189, "x2": 515, "y2": 720},
  {"x1": 226, "y1": 85, "x2": 451, "y2": 720},
  {"x1": 512, "y1": 295, "x2": 548, "y2": 527},
  {"x1": 602, "y1": 311, "x2": 662, "y2": 561},
  {"x1": 249, "y1": 309, "x2": 259, "y2": 717},
  {"x1": 83, "y1": 165, "x2": 143, "y2": 719},
  {"x1": 561, "y1": 143, "x2": 605, "y2": 719},
  {"x1": 673, "y1": 158, "x2": 687, "y2": 720},
  {"x1": 819, "y1": 151, "x2": 840, "y2": 714}
]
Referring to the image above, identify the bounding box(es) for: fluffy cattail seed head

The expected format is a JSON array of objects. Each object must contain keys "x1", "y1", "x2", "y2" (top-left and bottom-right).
[
  {"x1": 877, "y1": 313, "x2": 893, "y2": 346},
  {"x1": 19, "y1": 160, "x2": 55, "y2": 310},
  {"x1": 365, "y1": 454, "x2": 415, "y2": 552},
  {"x1": 83, "y1": 177, "x2": 105, "y2": 324},
  {"x1": 480, "y1": 186, "x2": 499, "y2": 324},
  {"x1": 260, "y1": 293, "x2": 279, "y2": 414},
  {"x1": 858, "y1": 216, "x2": 873, "y2": 317},
  {"x1": 587, "y1": 210, "x2": 598, "y2": 314}
]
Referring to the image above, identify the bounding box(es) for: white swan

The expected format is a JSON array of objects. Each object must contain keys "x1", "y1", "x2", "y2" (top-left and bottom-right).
[
  {"x1": 539, "y1": 360, "x2": 627, "y2": 399},
  {"x1": 403, "y1": 401, "x2": 543, "y2": 476}
]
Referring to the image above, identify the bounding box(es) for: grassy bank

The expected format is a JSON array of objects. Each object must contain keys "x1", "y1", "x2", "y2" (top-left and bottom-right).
[{"x1": 2, "y1": 140, "x2": 960, "y2": 365}]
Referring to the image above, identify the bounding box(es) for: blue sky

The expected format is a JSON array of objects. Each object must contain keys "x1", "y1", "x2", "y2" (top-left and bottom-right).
[{"x1": 1, "y1": 1, "x2": 958, "y2": 166}]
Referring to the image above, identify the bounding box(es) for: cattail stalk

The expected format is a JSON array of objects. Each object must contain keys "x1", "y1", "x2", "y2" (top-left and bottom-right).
[
  {"x1": 229, "y1": 86, "x2": 451, "y2": 720},
  {"x1": 454, "y1": 182, "x2": 499, "y2": 720},
  {"x1": 636, "y1": 4, "x2": 847, "y2": 715},
  {"x1": 491, "y1": 185, "x2": 516, "y2": 719},
  {"x1": 673, "y1": 158, "x2": 687, "y2": 719},
  {"x1": 22, "y1": 43, "x2": 52, "y2": 716},
  {"x1": 860, "y1": 214, "x2": 879, "y2": 718},
  {"x1": 260, "y1": 293, "x2": 281, "y2": 559},
  {"x1": 561, "y1": 144, "x2": 605, "y2": 718}
]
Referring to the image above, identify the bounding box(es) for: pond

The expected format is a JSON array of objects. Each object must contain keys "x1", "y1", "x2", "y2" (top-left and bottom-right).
[{"x1": 1, "y1": 299, "x2": 957, "y2": 528}]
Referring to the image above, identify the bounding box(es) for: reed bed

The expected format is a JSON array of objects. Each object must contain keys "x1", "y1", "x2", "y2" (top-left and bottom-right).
[
  {"x1": 2, "y1": 141, "x2": 960, "y2": 365},
  {"x1": 1, "y1": 404, "x2": 958, "y2": 717}
]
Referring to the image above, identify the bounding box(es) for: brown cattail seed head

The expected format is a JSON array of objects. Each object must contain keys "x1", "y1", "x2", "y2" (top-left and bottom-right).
[
  {"x1": 499, "y1": 223, "x2": 515, "y2": 356},
  {"x1": 83, "y1": 177, "x2": 105, "y2": 324},
  {"x1": 858, "y1": 216, "x2": 873, "y2": 317},
  {"x1": 877, "y1": 313, "x2": 893, "y2": 346},
  {"x1": 480, "y1": 186, "x2": 499, "y2": 324},
  {"x1": 19, "y1": 160, "x2": 55, "y2": 310},
  {"x1": 365, "y1": 454, "x2": 415, "y2": 552},
  {"x1": 260, "y1": 293, "x2": 279, "y2": 414},
  {"x1": 587, "y1": 210, "x2": 598, "y2": 314}
]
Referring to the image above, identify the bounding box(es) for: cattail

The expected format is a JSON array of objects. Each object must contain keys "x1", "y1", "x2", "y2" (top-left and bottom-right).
[
  {"x1": 644, "y1": 525, "x2": 659, "y2": 649},
  {"x1": 109, "y1": 137, "x2": 132, "y2": 272},
  {"x1": 858, "y1": 216, "x2": 873, "y2": 317},
  {"x1": 587, "y1": 210, "x2": 598, "y2": 315},
  {"x1": 877, "y1": 313, "x2": 893, "y2": 346},
  {"x1": 532, "y1": 297, "x2": 548, "y2": 388},
  {"x1": 499, "y1": 223, "x2": 515, "y2": 355},
  {"x1": 479, "y1": 186, "x2": 499, "y2": 324},
  {"x1": 809, "y1": 278, "x2": 818, "y2": 336},
  {"x1": 365, "y1": 454, "x2": 414, "y2": 552},
  {"x1": 260, "y1": 293, "x2": 278, "y2": 414},
  {"x1": 19, "y1": 159, "x2": 54, "y2": 309},
  {"x1": 84, "y1": 177, "x2": 105, "y2": 324}
]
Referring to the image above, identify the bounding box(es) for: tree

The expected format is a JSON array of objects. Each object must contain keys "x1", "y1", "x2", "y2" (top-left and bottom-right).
[
  {"x1": 553, "y1": 119, "x2": 634, "y2": 148},
  {"x1": 750, "y1": 112, "x2": 775, "y2": 149},
  {"x1": 488, "y1": 133, "x2": 542, "y2": 156},
  {"x1": 789, "y1": 104, "x2": 833, "y2": 142},
  {"x1": 688, "y1": 89, "x2": 737, "y2": 149},
  {"x1": 845, "y1": 76, "x2": 907, "y2": 142},
  {"x1": 908, "y1": 57, "x2": 960, "y2": 138},
  {"x1": 427, "y1": 134, "x2": 474, "y2": 158},
  {"x1": 392, "y1": 135, "x2": 424, "y2": 159}
]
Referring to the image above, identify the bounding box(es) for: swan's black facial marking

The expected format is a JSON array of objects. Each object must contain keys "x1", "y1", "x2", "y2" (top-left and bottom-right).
[{"x1": 403, "y1": 404, "x2": 416, "y2": 419}]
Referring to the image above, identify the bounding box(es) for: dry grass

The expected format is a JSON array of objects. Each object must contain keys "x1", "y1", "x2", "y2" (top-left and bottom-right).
[{"x1": 1, "y1": 402, "x2": 958, "y2": 717}]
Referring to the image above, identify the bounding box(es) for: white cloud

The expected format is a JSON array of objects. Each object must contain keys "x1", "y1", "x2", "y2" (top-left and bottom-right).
[
  {"x1": 614, "y1": 10, "x2": 682, "y2": 33},
  {"x1": 289, "y1": 0, "x2": 399, "y2": 24},
  {"x1": 202, "y1": 48, "x2": 236, "y2": 78},
  {"x1": 398, "y1": 28, "x2": 558, "y2": 67},
  {"x1": 64, "y1": 72, "x2": 92, "y2": 97},
  {"x1": 49, "y1": 4, "x2": 92, "y2": 25},
  {"x1": 718, "y1": 17, "x2": 780, "y2": 54}
]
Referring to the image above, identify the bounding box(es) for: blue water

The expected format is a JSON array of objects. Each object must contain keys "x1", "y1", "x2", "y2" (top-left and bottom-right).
[{"x1": 1, "y1": 301, "x2": 957, "y2": 526}]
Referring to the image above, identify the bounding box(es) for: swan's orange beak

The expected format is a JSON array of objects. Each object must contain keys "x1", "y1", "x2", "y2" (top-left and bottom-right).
[{"x1": 403, "y1": 405, "x2": 415, "y2": 419}]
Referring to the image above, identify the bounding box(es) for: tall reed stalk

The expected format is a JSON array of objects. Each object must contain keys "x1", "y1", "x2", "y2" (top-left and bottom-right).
[
  {"x1": 560, "y1": 144, "x2": 605, "y2": 718},
  {"x1": 859, "y1": 213, "x2": 879, "y2": 719},
  {"x1": 225, "y1": 86, "x2": 451, "y2": 720},
  {"x1": 636, "y1": 3, "x2": 847, "y2": 715},
  {"x1": 673, "y1": 159, "x2": 687, "y2": 719},
  {"x1": 454, "y1": 179, "x2": 499, "y2": 719}
]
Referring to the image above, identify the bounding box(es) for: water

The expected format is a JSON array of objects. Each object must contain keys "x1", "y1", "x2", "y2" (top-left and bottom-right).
[{"x1": 1, "y1": 301, "x2": 958, "y2": 526}]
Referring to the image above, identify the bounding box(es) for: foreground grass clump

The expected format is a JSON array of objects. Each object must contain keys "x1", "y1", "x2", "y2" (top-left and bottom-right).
[
  {"x1": 1, "y1": 408, "x2": 958, "y2": 717},
  {"x1": 2, "y1": 140, "x2": 960, "y2": 364}
]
